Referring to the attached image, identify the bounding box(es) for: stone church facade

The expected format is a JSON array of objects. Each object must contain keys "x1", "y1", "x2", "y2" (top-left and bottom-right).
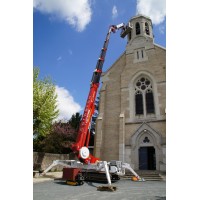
[{"x1": 94, "y1": 15, "x2": 166, "y2": 172}]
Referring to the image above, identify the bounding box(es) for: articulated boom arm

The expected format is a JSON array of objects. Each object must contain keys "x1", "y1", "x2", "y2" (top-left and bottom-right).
[{"x1": 71, "y1": 23, "x2": 125, "y2": 164}]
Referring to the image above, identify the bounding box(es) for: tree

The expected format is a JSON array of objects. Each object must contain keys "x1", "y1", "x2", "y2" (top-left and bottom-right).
[
  {"x1": 33, "y1": 113, "x2": 81, "y2": 153},
  {"x1": 33, "y1": 67, "x2": 59, "y2": 137},
  {"x1": 43, "y1": 114, "x2": 82, "y2": 153},
  {"x1": 68, "y1": 112, "x2": 82, "y2": 130},
  {"x1": 42, "y1": 121, "x2": 77, "y2": 154}
]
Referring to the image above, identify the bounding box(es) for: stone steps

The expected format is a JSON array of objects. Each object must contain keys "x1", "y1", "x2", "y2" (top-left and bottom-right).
[{"x1": 123, "y1": 170, "x2": 165, "y2": 181}]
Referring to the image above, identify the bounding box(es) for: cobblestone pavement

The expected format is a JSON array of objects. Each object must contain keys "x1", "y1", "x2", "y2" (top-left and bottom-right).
[{"x1": 33, "y1": 176, "x2": 166, "y2": 200}]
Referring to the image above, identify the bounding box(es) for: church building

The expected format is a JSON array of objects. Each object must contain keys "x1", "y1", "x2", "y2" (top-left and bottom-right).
[{"x1": 94, "y1": 15, "x2": 166, "y2": 172}]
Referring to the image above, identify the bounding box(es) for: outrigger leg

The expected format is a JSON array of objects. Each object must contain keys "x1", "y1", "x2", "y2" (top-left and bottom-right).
[
  {"x1": 97, "y1": 161, "x2": 117, "y2": 192},
  {"x1": 122, "y1": 163, "x2": 145, "y2": 182}
]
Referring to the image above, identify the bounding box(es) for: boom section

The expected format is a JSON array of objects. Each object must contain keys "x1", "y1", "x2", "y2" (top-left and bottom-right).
[{"x1": 71, "y1": 24, "x2": 125, "y2": 164}]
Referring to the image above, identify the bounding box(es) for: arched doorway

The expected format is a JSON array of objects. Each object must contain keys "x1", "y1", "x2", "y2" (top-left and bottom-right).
[
  {"x1": 131, "y1": 123, "x2": 162, "y2": 170},
  {"x1": 139, "y1": 146, "x2": 156, "y2": 170}
]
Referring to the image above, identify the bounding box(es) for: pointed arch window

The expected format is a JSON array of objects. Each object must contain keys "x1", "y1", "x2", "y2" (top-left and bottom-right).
[
  {"x1": 135, "y1": 91, "x2": 143, "y2": 114},
  {"x1": 145, "y1": 22, "x2": 150, "y2": 35},
  {"x1": 136, "y1": 22, "x2": 140, "y2": 35},
  {"x1": 134, "y1": 77, "x2": 155, "y2": 116},
  {"x1": 146, "y1": 90, "x2": 155, "y2": 113}
]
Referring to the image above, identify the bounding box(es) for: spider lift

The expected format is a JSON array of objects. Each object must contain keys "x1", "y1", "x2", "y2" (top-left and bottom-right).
[{"x1": 41, "y1": 23, "x2": 144, "y2": 191}]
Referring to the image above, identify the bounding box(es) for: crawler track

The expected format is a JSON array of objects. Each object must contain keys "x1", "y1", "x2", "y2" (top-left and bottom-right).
[{"x1": 82, "y1": 171, "x2": 120, "y2": 183}]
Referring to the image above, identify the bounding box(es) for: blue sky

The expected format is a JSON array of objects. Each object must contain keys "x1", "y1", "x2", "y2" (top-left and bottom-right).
[{"x1": 33, "y1": 0, "x2": 166, "y2": 121}]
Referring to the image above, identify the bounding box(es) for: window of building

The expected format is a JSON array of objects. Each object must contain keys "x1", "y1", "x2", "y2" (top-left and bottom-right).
[
  {"x1": 135, "y1": 91, "x2": 143, "y2": 114},
  {"x1": 135, "y1": 49, "x2": 147, "y2": 62},
  {"x1": 135, "y1": 77, "x2": 155, "y2": 116},
  {"x1": 146, "y1": 90, "x2": 155, "y2": 113},
  {"x1": 143, "y1": 137, "x2": 150, "y2": 143},
  {"x1": 136, "y1": 22, "x2": 140, "y2": 35},
  {"x1": 145, "y1": 22, "x2": 150, "y2": 35},
  {"x1": 137, "y1": 51, "x2": 139, "y2": 59}
]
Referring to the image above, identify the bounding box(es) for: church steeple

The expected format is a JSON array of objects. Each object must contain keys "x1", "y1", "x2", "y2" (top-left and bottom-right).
[
  {"x1": 120, "y1": 15, "x2": 154, "y2": 63},
  {"x1": 121, "y1": 14, "x2": 154, "y2": 45}
]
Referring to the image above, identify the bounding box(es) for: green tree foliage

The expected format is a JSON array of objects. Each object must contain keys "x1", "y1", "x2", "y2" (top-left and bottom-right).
[
  {"x1": 33, "y1": 67, "x2": 59, "y2": 137},
  {"x1": 68, "y1": 112, "x2": 82, "y2": 130}
]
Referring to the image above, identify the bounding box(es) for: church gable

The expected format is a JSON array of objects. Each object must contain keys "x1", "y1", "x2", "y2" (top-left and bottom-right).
[{"x1": 101, "y1": 52, "x2": 126, "y2": 85}]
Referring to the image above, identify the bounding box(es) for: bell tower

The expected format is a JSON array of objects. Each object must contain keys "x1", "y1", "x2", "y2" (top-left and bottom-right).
[{"x1": 121, "y1": 14, "x2": 154, "y2": 62}]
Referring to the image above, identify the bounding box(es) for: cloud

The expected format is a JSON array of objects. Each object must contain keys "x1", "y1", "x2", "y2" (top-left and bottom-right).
[
  {"x1": 33, "y1": 0, "x2": 92, "y2": 32},
  {"x1": 55, "y1": 85, "x2": 82, "y2": 121},
  {"x1": 112, "y1": 5, "x2": 118, "y2": 19},
  {"x1": 136, "y1": 0, "x2": 166, "y2": 25}
]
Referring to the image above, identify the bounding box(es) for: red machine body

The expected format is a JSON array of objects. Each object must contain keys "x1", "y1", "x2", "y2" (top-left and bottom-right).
[
  {"x1": 62, "y1": 168, "x2": 81, "y2": 181},
  {"x1": 71, "y1": 23, "x2": 125, "y2": 164}
]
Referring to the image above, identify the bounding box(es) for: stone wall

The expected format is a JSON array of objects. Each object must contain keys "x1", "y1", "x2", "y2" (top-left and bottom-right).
[{"x1": 33, "y1": 152, "x2": 76, "y2": 171}]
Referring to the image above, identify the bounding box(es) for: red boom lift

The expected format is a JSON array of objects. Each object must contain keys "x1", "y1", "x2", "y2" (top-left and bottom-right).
[{"x1": 41, "y1": 23, "x2": 144, "y2": 190}]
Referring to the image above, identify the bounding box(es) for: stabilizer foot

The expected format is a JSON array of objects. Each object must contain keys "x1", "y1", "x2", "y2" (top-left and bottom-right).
[{"x1": 97, "y1": 185, "x2": 117, "y2": 192}]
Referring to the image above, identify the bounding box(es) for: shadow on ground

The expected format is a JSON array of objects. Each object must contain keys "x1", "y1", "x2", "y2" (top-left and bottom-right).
[{"x1": 155, "y1": 196, "x2": 166, "y2": 200}]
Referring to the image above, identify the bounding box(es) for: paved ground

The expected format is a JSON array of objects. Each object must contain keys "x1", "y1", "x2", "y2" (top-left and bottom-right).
[
  {"x1": 33, "y1": 173, "x2": 166, "y2": 200},
  {"x1": 33, "y1": 172, "x2": 62, "y2": 183}
]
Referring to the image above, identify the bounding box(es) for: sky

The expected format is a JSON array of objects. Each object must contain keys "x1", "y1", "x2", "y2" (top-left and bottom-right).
[{"x1": 33, "y1": 0, "x2": 166, "y2": 121}]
